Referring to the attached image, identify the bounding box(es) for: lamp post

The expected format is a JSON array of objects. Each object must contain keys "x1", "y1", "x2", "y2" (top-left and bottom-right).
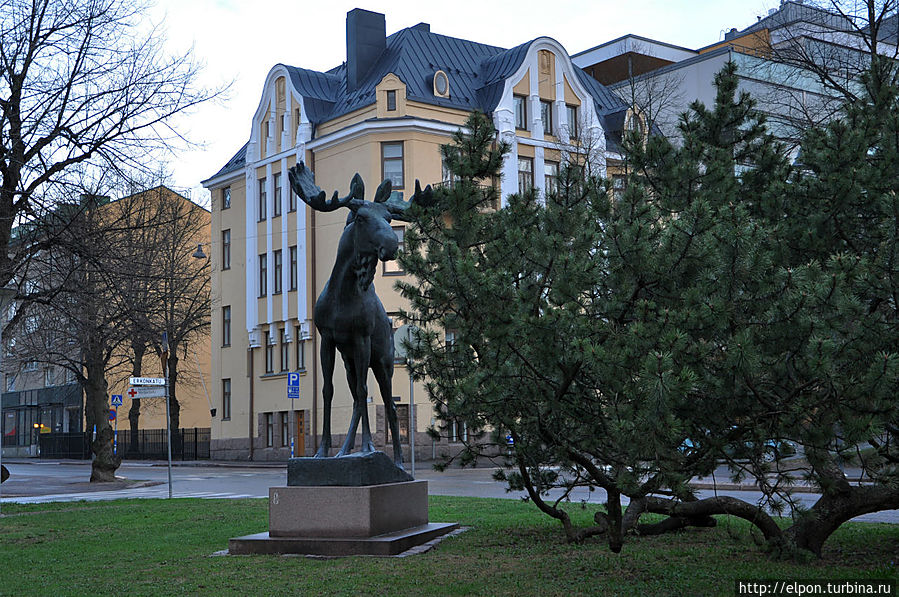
[{"x1": 0, "y1": 285, "x2": 18, "y2": 516}]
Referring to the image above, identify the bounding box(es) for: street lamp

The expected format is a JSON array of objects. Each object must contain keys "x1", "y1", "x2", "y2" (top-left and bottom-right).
[
  {"x1": 190, "y1": 244, "x2": 214, "y2": 418},
  {"x1": 0, "y1": 285, "x2": 18, "y2": 515}
]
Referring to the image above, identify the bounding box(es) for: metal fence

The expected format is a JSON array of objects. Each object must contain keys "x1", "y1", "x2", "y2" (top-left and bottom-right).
[{"x1": 39, "y1": 428, "x2": 210, "y2": 460}]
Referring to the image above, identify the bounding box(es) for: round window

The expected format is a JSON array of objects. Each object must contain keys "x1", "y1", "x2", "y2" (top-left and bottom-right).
[{"x1": 434, "y1": 71, "x2": 449, "y2": 96}]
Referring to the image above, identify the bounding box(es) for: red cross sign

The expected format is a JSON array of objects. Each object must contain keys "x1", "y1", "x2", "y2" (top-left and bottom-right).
[{"x1": 127, "y1": 387, "x2": 138, "y2": 399}]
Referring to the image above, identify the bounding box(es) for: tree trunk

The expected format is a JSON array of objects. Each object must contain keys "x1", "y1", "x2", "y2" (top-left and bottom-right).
[
  {"x1": 85, "y1": 354, "x2": 120, "y2": 482},
  {"x1": 785, "y1": 485, "x2": 899, "y2": 556},
  {"x1": 128, "y1": 341, "x2": 145, "y2": 456},
  {"x1": 167, "y1": 351, "x2": 181, "y2": 456},
  {"x1": 606, "y1": 489, "x2": 624, "y2": 553},
  {"x1": 641, "y1": 496, "x2": 785, "y2": 549}
]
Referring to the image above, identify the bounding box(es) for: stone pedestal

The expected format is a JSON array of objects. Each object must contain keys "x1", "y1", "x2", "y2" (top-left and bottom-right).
[
  {"x1": 228, "y1": 454, "x2": 458, "y2": 556},
  {"x1": 268, "y1": 481, "x2": 427, "y2": 537}
]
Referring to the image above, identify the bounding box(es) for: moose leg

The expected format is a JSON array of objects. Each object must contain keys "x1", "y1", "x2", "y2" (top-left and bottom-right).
[
  {"x1": 374, "y1": 364, "x2": 403, "y2": 468},
  {"x1": 337, "y1": 355, "x2": 361, "y2": 456},
  {"x1": 351, "y1": 335, "x2": 375, "y2": 453},
  {"x1": 315, "y1": 336, "x2": 336, "y2": 458}
]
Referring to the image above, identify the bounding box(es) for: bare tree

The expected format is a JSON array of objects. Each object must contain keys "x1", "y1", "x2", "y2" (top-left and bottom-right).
[
  {"x1": 114, "y1": 185, "x2": 210, "y2": 444},
  {"x1": 611, "y1": 41, "x2": 687, "y2": 140},
  {"x1": 736, "y1": 0, "x2": 899, "y2": 143},
  {"x1": 765, "y1": 0, "x2": 899, "y2": 100},
  {"x1": 8, "y1": 191, "x2": 135, "y2": 481},
  {"x1": 6, "y1": 180, "x2": 208, "y2": 479},
  {"x1": 0, "y1": 0, "x2": 219, "y2": 290}
]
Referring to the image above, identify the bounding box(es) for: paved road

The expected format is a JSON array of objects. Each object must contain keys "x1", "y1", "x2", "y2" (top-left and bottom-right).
[{"x1": 1, "y1": 460, "x2": 896, "y2": 524}]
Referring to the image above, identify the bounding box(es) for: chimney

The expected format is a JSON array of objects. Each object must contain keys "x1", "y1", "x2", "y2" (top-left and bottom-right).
[{"x1": 346, "y1": 9, "x2": 386, "y2": 91}]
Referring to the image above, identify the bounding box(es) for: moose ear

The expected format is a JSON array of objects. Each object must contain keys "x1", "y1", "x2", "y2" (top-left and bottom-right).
[
  {"x1": 373, "y1": 179, "x2": 392, "y2": 203},
  {"x1": 349, "y1": 173, "x2": 365, "y2": 200}
]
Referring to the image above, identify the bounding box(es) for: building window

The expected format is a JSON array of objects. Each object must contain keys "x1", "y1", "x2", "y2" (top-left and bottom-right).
[
  {"x1": 281, "y1": 411, "x2": 289, "y2": 447},
  {"x1": 289, "y1": 245, "x2": 298, "y2": 290},
  {"x1": 612, "y1": 175, "x2": 627, "y2": 197},
  {"x1": 540, "y1": 100, "x2": 553, "y2": 135},
  {"x1": 222, "y1": 379, "x2": 231, "y2": 420},
  {"x1": 381, "y1": 142, "x2": 404, "y2": 189},
  {"x1": 517, "y1": 157, "x2": 533, "y2": 193},
  {"x1": 258, "y1": 178, "x2": 267, "y2": 221},
  {"x1": 280, "y1": 113, "x2": 286, "y2": 135},
  {"x1": 266, "y1": 412, "x2": 274, "y2": 447},
  {"x1": 383, "y1": 226, "x2": 404, "y2": 275},
  {"x1": 259, "y1": 254, "x2": 267, "y2": 297},
  {"x1": 449, "y1": 418, "x2": 467, "y2": 443},
  {"x1": 514, "y1": 95, "x2": 527, "y2": 130},
  {"x1": 296, "y1": 331, "x2": 306, "y2": 371},
  {"x1": 280, "y1": 328, "x2": 289, "y2": 372},
  {"x1": 386, "y1": 89, "x2": 396, "y2": 111},
  {"x1": 273, "y1": 249, "x2": 282, "y2": 295},
  {"x1": 391, "y1": 404, "x2": 409, "y2": 445},
  {"x1": 566, "y1": 105, "x2": 578, "y2": 138},
  {"x1": 265, "y1": 332, "x2": 274, "y2": 373},
  {"x1": 222, "y1": 187, "x2": 231, "y2": 209},
  {"x1": 273, "y1": 172, "x2": 282, "y2": 217},
  {"x1": 222, "y1": 306, "x2": 231, "y2": 347},
  {"x1": 441, "y1": 158, "x2": 459, "y2": 186},
  {"x1": 289, "y1": 184, "x2": 297, "y2": 212},
  {"x1": 545, "y1": 161, "x2": 559, "y2": 195},
  {"x1": 222, "y1": 229, "x2": 231, "y2": 270}
]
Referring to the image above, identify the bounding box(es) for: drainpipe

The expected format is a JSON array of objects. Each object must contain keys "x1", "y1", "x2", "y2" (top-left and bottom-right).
[
  {"x1": 248, "y1": 348, "x2": 254, "y2": 461},
  {"x1": 310, "y1": 149, "x2": 318, "y2": 453}
]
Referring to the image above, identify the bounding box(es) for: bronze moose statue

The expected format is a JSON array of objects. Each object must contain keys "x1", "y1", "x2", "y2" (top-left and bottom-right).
[{"x1": 287, "y1": 162, "x2": 433, "y2": 468}]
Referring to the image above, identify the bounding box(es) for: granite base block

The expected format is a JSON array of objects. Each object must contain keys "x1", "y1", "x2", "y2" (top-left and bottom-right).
[
  {"x1": 228, "y1": 523, "x2": 460, "y2": 556},
  {"x1": 268, "y1": 481, "x2": 428, "y2": 538},
  {"x1": 287, "y1": 452, "x2": 413, "y2": 486}
]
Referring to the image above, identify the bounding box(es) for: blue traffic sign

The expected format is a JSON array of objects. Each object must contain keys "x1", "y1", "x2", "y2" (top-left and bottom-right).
[
  {"x1": 287, "y1": 372, "x2": 300, "y2": 400},
  {"x1": 111, "y1": 394, "x2": 123, "y2": 407}
]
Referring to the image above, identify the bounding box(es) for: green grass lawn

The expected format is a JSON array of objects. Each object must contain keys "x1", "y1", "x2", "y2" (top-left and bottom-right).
[{"x1": 0, "y1": 496, "x2": 896, "y2": 596}]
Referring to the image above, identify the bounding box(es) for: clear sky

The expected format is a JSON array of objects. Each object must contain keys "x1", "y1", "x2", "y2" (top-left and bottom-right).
[{"x1": 149, "y1": 0, "x2": 779, "y2": 205}]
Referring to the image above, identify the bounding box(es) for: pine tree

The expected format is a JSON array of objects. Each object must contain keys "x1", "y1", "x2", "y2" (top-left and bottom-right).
[{"x1": 400, "y1": 61, "x2": 899, "y2": 556}]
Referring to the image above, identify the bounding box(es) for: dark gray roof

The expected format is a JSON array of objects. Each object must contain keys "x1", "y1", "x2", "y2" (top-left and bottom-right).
[
  {"x1": 207, "y1": 142, "x2": 247, "y2": 181},
  {"x1": 208, "y1": 26, "x2": 626, "y2": 179}
]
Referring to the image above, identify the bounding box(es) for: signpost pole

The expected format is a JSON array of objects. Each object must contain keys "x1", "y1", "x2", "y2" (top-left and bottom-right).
[
  {"x1": 162, "y1": 332, "x2": 173, "y2": 499},
  {"x1": 409, "y1": 358, "x2": 415, "y2": 478},
  {"x1": 287, "y1": 372, "x2": 299, "y2": 458},
  {"x1": 114, "y1": 406, "x2": 118, "y2": 455}
]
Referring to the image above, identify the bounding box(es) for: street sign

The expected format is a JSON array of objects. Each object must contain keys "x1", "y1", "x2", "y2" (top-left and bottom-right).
[
  {"x1": 108, "y1": 409, "x2": 116, "y2": 421},
  {"x1": 127, "y1": 386, "x2": 166, "y2": 399},
  {"x1": 129, "y1": 377, "x2": 165, "y2": 386},
  {"x1": 110, "y1": 394, "x2": 123, "y2": 407},
  {"x1": 287, "y1": 372, "x2": 300, "y2": 400}
]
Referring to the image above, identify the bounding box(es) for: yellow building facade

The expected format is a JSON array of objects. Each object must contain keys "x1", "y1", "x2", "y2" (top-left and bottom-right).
[{"x1": 202, "y1": 9, "x2": 627, "y2": 461}]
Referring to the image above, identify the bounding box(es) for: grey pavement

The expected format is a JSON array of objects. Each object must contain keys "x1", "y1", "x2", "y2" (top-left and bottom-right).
[{"x1": 1, "y1": 458, "x2": 896, "y2": 524}]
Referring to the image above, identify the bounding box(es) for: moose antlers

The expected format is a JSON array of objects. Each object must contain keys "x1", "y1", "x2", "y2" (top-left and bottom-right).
[
  {"x1": 383, "y1": 180, "x2": 435, "y2": 222},
  {"x1": 287, "y1": 161, "x2": 435, "y2": 219},
  {"x1": 287, "y1": 162, "x2": 364, "y2": 212}
]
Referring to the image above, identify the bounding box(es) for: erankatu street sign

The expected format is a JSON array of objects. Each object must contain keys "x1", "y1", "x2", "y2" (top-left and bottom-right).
[
  {"x1": 126, "y1": 386, "x2": 166, "y2": 399},
  {"x1": 129, "y1": 377, "x2": 165, "y2": 386}
]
